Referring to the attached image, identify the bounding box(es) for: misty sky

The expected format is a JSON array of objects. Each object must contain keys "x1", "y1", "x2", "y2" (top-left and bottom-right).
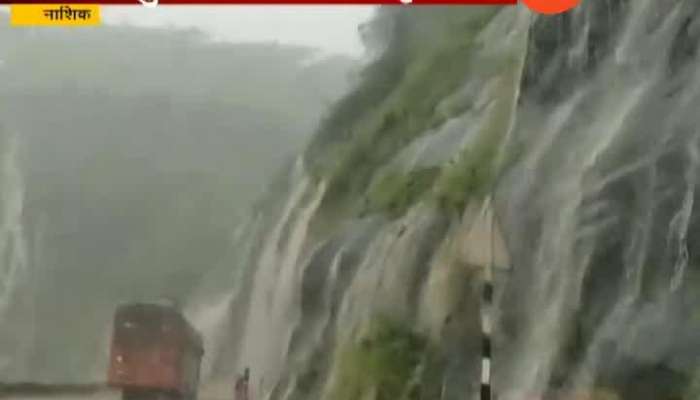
[{"x1": 101, "y1": 6, "x2": 375, "y2": 56}]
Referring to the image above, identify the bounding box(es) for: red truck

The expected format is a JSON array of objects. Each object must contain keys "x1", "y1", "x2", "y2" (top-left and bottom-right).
[{"x1": 107, "y1": 302, "x2": 204, "y2": 400}]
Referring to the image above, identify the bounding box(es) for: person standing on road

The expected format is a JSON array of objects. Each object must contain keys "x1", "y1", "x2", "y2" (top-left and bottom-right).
[{"x1": 234, "y1": 368, "x2": 250, "y2": 400}]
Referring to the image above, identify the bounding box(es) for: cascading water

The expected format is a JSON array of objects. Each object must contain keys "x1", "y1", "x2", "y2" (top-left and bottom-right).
[
  {"x1": 497, "y1": 2, "x2": 700, "y2": 398},
  {"x1": 187, "y1": 213, "x2": 268, "y2": 380},
  {"x1": 0, "y1": 131, "x2": 26, "y2": 317},
  {"x1": 197, "y1": 3, "x2": 700, "y2": 400},
  {"x1": 236, "y1": 171, "x2": 327, "y2": 391},
  {"x1": 197, "y1": 6, "x2": 527, "y2": 400},
  {"x1": 2, "y1": 1, "x2": 696, "y2": 398},
  {"x1": 0, "y1": 129, "x2": 29, "y2": 375}
]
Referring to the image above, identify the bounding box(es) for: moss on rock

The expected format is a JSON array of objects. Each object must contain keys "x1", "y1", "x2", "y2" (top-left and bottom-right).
[
  {"x1": 365, "y1": 167, "x2": 440, "y2": 218},
  {"x1": 329, "y1": 317, "x2": 430, "y2": 400},
  {"x1": 305, "y1": 9, "x2": 500, "y2": 217}
]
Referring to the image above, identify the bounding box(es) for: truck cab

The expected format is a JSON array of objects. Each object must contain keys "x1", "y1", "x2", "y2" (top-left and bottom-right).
[{"x1": 107, "y1": 302, "x2": 204, "y2": 400}]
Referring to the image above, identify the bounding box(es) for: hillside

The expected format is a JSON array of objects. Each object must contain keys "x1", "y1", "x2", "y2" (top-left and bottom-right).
[{"x1": 0, "y1": 15, "x2": 356, "y2": 384}]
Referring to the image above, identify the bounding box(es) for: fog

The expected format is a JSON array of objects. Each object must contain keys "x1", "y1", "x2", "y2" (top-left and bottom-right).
[
  {"x1": 0, "y1": 11, "x2": 361, "y2": 384},
  {"x1": 2, "y1": 4, "x2": 700, "y2": 400},
  {"x1": 101, "y1": 6, "x2": 375, "y2": 56}
]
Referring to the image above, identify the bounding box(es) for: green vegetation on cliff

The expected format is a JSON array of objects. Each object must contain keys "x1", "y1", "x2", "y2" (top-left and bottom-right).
[
  {"x1": 365, "y1": 167, "x2": 440, "y2": 218},
  {"x1": 306, "y1": 8, "x2": 501, "y2": 218},
  {"x1": 305, "y1": 8, "x2": 525, "y2": 220},
  {"x1": 329, "y1": 317, "x2": 430, "y2": 400},
  {"x1": 434, "y1": 69, "x2": 520, "y2": 211}
]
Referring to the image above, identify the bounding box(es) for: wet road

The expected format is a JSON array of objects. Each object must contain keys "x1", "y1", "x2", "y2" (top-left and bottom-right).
[{"x1": 0, "y1": 381, "x2": 231, "y2": 400}]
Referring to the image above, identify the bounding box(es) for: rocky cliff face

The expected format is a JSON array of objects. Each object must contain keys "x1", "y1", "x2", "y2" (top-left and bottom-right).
[{"x1": 195, "y1": 3, "x2": 700, "y2": 400}]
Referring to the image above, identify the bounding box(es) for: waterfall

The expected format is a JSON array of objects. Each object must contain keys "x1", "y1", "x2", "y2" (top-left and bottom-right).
[
  {"x1": 0, "y1": 2, "x2": 678, "y2": 398},
  {"x1": 235, "y1": 174, "x2": 327, "y2": 389},
  {"x1": 175, "y1": 4, "x2": 700, "y2": 400},
  {"x1": 0, "y1": 132, "x2": 26, "y2": 315},
  {"x1": 0, "y1": 130, "x2": 29, "y2": 373},
  {"x1": 194, "y1": 8, "x2": 529, "y2": 400},
  {"x1": 496, "y1": 1, "x2": 700, "y2": 398}
]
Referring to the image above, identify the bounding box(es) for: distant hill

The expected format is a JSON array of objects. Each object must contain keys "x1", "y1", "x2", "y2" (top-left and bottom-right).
[{"x1": 0, "y1": 13, "x2": 358, "y2": 384}]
